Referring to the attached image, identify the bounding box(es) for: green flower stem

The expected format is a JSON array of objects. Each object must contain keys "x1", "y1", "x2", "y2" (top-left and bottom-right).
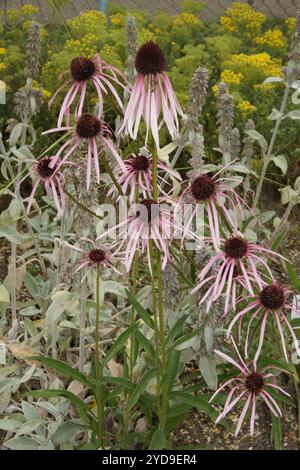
[
  {"x1": 152, "y1": 145, "x2": 167, "y2": 428},
  {"x1": 149, "y1": 239, "x2": 162, "y2": 424},
  {"x1": 102, "y1": 157, "x2": 124, "y2": 197},
  {"x1": 95, "y1": 266, "x2": 104, "y2": 448},
  {"x1": 128, "y1": 184, "x2": 140, "y2": 380}
]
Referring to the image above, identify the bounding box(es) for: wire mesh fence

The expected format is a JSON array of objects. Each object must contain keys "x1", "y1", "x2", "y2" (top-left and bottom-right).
[{"x1": 2, "y1": 0, "x2": 299, "y2": 20}]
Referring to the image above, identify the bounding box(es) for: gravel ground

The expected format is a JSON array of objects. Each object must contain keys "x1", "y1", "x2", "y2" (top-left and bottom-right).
[{"x1": 4, "y1": 0, "x2": 299, "y2": 20}]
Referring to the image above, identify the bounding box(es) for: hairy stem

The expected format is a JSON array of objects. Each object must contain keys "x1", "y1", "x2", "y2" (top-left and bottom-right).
[
  {"x1": 95, "y1": 266, "x2": 104, "y2": 448},
  {"x1": 79, "y1": 273, "x2": 86, "y2": 373},
  {"x1": 10, "y1": 243, "x2": 17, "y2": 323}
]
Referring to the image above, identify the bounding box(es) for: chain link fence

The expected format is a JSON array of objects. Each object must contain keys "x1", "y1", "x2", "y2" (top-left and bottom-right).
[{"x1": 3, "y1": 0, "x2": 299, "y2": 20}]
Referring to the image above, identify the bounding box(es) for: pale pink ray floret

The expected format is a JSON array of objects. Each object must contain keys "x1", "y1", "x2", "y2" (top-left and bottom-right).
[
  {"x1": 210, "y1": 337, "x2": 290, "y2": 436},
  {"x1": 17, "y1": 156, "x2": 68, "y2": 213},
  {"x1": 176, "y1": 164, "x2": 246, "y2": 251},
  {"x1": 227, "y1": 280, "x2": 300, "y2": 363},
  {"x1": 192, "y1": 232, "x2": 286, "y2": 314},
  {"x1": 97, "y1": 198, "x2": 196, "y2": 274},
  {"x1": 107, "y1": 152, "x2": 180, "y2": 202},
  {"x1": 49, "y1": 54, "x2": 128, "y2": 126},
  {"x1": 119, "y1": 42, "x2": 185, "y2": 148},
  {"x1": 42, "y1": 113, "x2": 125, "y2": 191},
  {"x1": 64, "y1": 237, "x2": 124, "y2": 282}
]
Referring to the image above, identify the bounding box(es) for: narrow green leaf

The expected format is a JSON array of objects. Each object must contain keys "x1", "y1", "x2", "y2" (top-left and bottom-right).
[
  {"x1": 25, "y1": 389, "x2": 90, "y2": 412},
  {"x1": 285, "y1": 257, "x2": 300, "y2": 293},
  {"x1": 271, "y1": 415, "x2": 282, "y2": 450},
  {"x1": 30, "y1": 356, "x2": 94, "y2": 388},
  {"x1": 135, "y1": 330, "x2": 155, "y2": 357},
  {"x1": 126, "y1": 289, "x2": 155, "y2": 329},
  {"x1": 150, "y1": 427, "x2": 166, "y2": 450},
  {"x1": 128, "y1": 368, "x2": 156, "y2": 410},
  {"x1": 170, "y1": 391, "x2": 219, "y2": 422},
  {"x1": 103, "y1": 324, "x2": 138, "y2": 366},
  {"x1": 166, "y1": 314, "x2": 188, "y2": 346}
]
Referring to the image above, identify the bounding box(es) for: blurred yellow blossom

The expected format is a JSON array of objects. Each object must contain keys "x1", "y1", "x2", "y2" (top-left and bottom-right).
[
  {"x1": 255, "y1": 29, "x2": 286, "y2": 49},
  {"x1": 0, "y1": 62, "x2": 6, "y2": 72},
  {"x1": 285, "y1": 17, "x2": 296, "y2": 33},
  {"x1": 238, "y1": 100, "x2": 257, "y2": 116},
  {"x1": 220, "y1": 2, "x2": 266, "y2": 37},
  {"x1": 221, "y1": 69, "x2": 243, "y2": 87},
  {"x1": 225, "y1": 52, "x2": 282, "y2": 78},
  {"x1": 172, "y1": 13, "x2": 202, "y2": 28},
  {"x1": 0, "y1": 48, "x2": 6, "y2": 56},
  {"x1": 21, "y1": 4, "x2": 40, "y2": 16}
]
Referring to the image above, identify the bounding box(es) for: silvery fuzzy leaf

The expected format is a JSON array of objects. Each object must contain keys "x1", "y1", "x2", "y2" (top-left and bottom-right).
[
  {"x1": 1, "y1": 160, "x2": 9, "y2": 180},
  {"x1": 4, "y1": 436, "x2": 40, "y2": 450},
  {"x1": 263, "y1": 77, "x2": 284, "y2": 84},
  {"x1": 199, "y1": 354, "x2": 218, "y2": 390},
  {"x1": 272, "y1": 155, "x2": 288, "y2": 175},
  {"x1": 51, "y1": 421, "x2": 82, "y2": 445},
  {"x1": 0, "y1": 284, "x2": 10, "y2": 303},
  {"x1": 268, "y1": 108, "x2": 283, "y2": 120},
  {"x1": 0, "y1": 418, "x2": 23, "y2": 433},
  {"x1": 0, "y1": 387, "x2": 11, "y2": 413},
  {"x1": 45, "y1": 290, "x2": 78, "y2": 326},
  {"x1": 21, "y1": 400, "x2": 41, "y2": 421},
  {"x1": 175, "y1": 336, "x2": 199, "y2": 351},
  {"x1": 15, "y1": 419, "x2": 44, "y2": 437},
  {"x1": 8, "y1": 198, "x2": 22, "y2": 219},
  {"x1": 0, "y1": 223, "x2": 23, "y2": 244},
  {"x1": 256, "y1": 210, "x2": 276, "y2": 224},
  {"x1": 286, "y1": 110, "x2": 300, "y2": 120},
  {"x1": 245, "y1": 228, "x2": 257, "y2": 242},
  {"x1": 292, "y1": 90, "x2": 300, "y2": 105},
  {"x1": 246, "y1": 130, "x2": 268, "y2": 153},
  {"x1": 204, "y1": 325, "x2": 214, "y2": 351},
  {"x1": 294, "y1": 176, "x2": 300, "y2": 191},
  {"x1": 279, "y1": 185, "x2": 298, "y2": 205},
  {"x1": 9, "y1": 123, "x2": 25, "y2": 147}
]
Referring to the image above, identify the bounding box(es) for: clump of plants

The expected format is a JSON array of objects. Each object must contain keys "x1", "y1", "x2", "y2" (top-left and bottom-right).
[{"x1": 0, "y1": 4, "x2": 300, "y2": 451}]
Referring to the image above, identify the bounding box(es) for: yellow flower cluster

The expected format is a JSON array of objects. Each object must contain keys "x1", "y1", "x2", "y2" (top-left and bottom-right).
[
  {"x1": 220, "y1": 16, "x2": 235, "y2": 33},
  {"x1": 0, "y1": 47, "x2": 6, "y2": 56},
  {"x1": 285, "y1": 17, "x2": 296, "y2": 33},
  {"x1": 0, "y1": 63, "x2": 6, "y2": 72},
  {"x1": 220, "y1": 2, "x2": 266, "y2": 36},
  {"x1": 64, "y1": 33, "x2": 101, "y2": 58},
  {"x1": 21, "y1": 4, "x2": 40, "y2": 16},
  {"x1": 255, "y1": 29, "x2": 286, "y2": 49},
  {"x1": 68, "y1": 10, "x2": 106, "y2": 34},
  {"x1": 7, "y1": 4, "x2": 39, "y2": 22},
  {"x1": 7, "y1": 9, "x2": 20, "y2": 22},
  {"x1": 226, "y1": 52, "x2": 282, "y2": 78},
  {"x1": 238, "y1": 100, "x2": 257, "y2": 116},
  {"x1": 221, "y1": 69, "x2": 243, "y2": 86},
  {"x1": 172, "y1": 13, "x2": 202, "y2": 28},
  {"x1": 110, "y1": 13, "x2": 125, "y2": 26}
]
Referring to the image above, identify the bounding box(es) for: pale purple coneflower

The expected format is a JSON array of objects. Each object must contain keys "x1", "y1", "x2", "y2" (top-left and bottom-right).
[
  {"x1": 18, "y1": 156, "x2": 66, "y2": 213},
  {"x1": 177, "y1": 164, "x2": 246, "y2": 250},
  {"x1": 66, "y1": 237, "x2": 123, "y2": 282},
  {"x1": 227, "y1": 280, "x2": 300, "y2": 363},
  {"x1": 210, "y1": 337, "x2": 290, "y2": 436},
  {"x1": 119, "y1": 42, "x2": 184, "y2": 148},
  {"x1": 192, "y1": 233, "x2": 286, "y2": 314},
  {"x1": 192, "y1": 265, "x2": 260, "y2": 315},
  {"x1": 49, "y1": 54, "x2": 128, "y2": 126},
  {"x1": 43, "y1": 113, "x2": 125, "y2": 190},
  {"x1": 97, "y1": 198, "x2": 194, "y2": 274},
  {"x1": 107, "y1": 152, "x2": 180, "y2": 202}
]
